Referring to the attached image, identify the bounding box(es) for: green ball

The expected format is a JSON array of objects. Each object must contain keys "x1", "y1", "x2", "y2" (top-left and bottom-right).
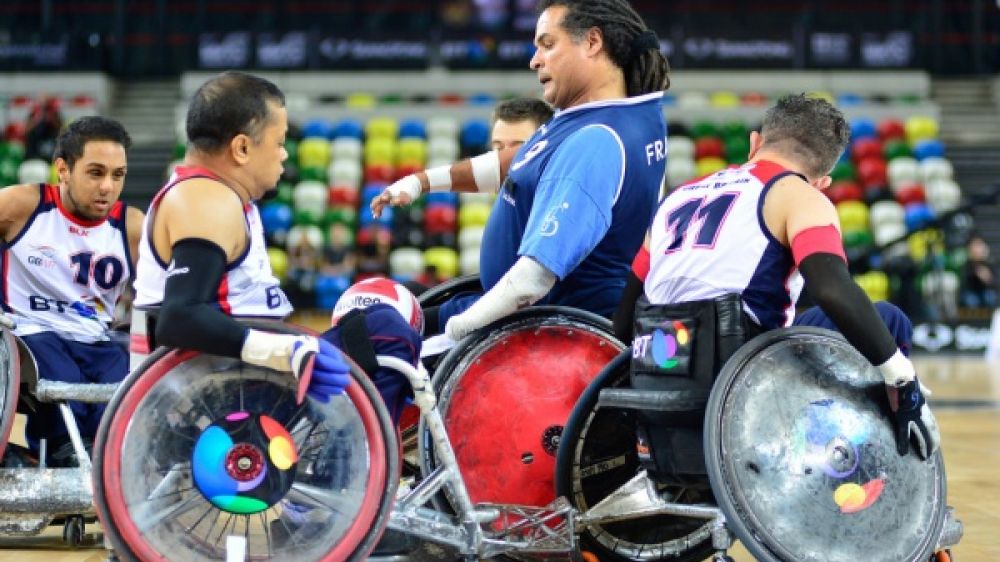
[
  {"x1": 274, "y1": 182, "x2": 294, "y2": 205},
  {"x1": 830, "y1": 161, "x2": 856, "y2": 182},
  {"x1": 691, "y1": 120, "x2": 719, "y2": 139},
  {"x1": 724, "y1": 136, "x2": 750, "y2": 164},
  {"x1": 721, "y1": 121, "x2": 748, "y2": 141},
  {"x1": 284, "y1": 138, "x2": 299, "y2": 162},
  {"x1": 842, "y1": 229, "x2": 873, "y2": 248},
  {"x1": 293, "y1": 208, "x2": 321, "y2": 226},
  {"x1": 173, "y1": 141, "x2": 186, "y2": 160},
  {"x1": 299, "y1": 165, "x2": 327, "y2": 183},
  {"x1": 882, "y1": 140, "x2": 911, "y2": 161},
  {"x1": 323, "y1": 206, "x2": 356, "y2": 228}
]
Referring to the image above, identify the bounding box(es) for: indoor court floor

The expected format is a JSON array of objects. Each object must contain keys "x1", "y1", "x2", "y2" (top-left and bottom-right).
[{"x1": 0, "y1": 355, "x2": 997, "y2": 562}]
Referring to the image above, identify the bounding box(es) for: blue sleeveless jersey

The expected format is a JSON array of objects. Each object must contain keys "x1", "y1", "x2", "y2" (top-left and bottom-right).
[{"x1": 479, "y1": 92, "x2": 666, "y2": 316}]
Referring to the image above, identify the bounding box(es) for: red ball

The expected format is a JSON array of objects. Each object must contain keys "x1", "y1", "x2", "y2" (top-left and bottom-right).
[
  {"x1": 857, "y1": 157, "x2": 888, "y2": 189},
  {"x1": 851, "y1": 138, "x2": 882, "y2": 163}
]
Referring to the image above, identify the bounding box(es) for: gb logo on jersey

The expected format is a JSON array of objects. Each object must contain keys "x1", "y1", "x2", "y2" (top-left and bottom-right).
[{"x1": 510, "y1": 139, "x2": 548, "y2": 172}]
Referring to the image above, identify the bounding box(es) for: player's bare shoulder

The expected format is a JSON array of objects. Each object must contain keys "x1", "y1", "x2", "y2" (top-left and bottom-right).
[
  {"x1": 0, "y1": 183, "x2": 43, "y2": 241},
  {"x1": 156, "y1": 176, "x2": 248, "y2": 258}
]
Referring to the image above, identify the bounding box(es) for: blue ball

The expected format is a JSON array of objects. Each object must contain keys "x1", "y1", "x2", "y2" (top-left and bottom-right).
[
  {"x1": 302, "y1": 119, "x2": 334, "y2": 140},
  {"x1": 333, "y1": 119, "x2": 364, "y2": 140},
  {"x1": 398, "y1": 119, "x2": 427, "y2": 140},
  {"x1": 904, "y1": 203, "x2": 935, "y2": 232},
  {"x1": 850, "y1": 118, "x2": 877, "y2": 141},
  {"x1": 837, "y1": 93, "x2": 864, "y2": 107},
  {"x1": 260, "y1": 202, "x2": 293, "y2": 235},
  {"x1": 912, "y1": 139, "x2": 945, "y2": 161},
  {"x1": 315, "y1": 274, "x2": 351, "y2": 309},
  {"x1": 460, "y1": 119, "x2": 491, "y2": 150}
]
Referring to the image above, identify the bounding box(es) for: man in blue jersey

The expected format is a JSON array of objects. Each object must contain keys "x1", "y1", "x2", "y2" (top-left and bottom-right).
[{"x1": 372, "y1": 0, "x2": 670, "y2": 341}]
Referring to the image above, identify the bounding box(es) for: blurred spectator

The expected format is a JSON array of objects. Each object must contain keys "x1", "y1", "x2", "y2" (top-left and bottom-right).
[
  {"x1": 24, "y1": 97, "x2": 63, "y2": 161},
  {"x1": 490, "y1": 97, "x2": 553, "y2": 151},
  {"x1": 321, "y1": 222, "x2": 356, "y2": 277},
  {"x1": 961, "y1": 235, "x2": 997, "y2": 308}
]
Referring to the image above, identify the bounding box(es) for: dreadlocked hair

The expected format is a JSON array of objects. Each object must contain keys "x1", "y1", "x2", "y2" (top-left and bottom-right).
[{"x1": 537, "y1": 0, "x2": 670, "y2": 96}]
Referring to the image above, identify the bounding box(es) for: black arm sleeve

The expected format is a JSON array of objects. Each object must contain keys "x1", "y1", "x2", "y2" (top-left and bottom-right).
[
  {"x1": 155, "y1": 238, "x2": 247, "y2": 357},
  {"x1": 798, "y1": 253, "x2": 897, "y2": 365},
  {"x1": 612, "y1": 271, "x2": 644, "y2": 344}
]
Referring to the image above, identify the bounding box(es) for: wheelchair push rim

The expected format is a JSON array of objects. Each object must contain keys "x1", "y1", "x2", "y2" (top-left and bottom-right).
[
  {"x1": 0, "y1": 328, "x2": 20, "y2": 461},
  {"x1": 94, "y1": 341, "x2": 397, "y2": 562},
  {"x1": 704, "y1": 327, "x2": 947, "y2": 562},
  {"x1": 555, "y1": 350, "x2": 715, "y2": 562}
]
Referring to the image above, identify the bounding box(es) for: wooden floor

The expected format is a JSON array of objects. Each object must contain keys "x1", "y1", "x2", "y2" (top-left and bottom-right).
[{"x1": 0, "y1": 355, "x2": 997, "y2": 562}]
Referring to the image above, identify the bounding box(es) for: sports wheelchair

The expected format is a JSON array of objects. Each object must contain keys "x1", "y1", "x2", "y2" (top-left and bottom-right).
[
  {"x1": 86, "y1": 285, "x2": 962, "y2": 561},
  {"x1": 0, "y1": 314, "x2": 115, "y2": 548}
]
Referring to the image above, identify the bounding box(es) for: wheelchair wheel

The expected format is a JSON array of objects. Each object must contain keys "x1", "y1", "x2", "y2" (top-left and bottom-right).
[
  {"x1": 555, "y1": 351, "x2": 715, "y2": 562},
  {"x1": 93, "y1": 332, "x2": 398, "y2": 562},
  {"x1": 704, "y1": 327, "x2": 947, "y2": 562},
  {"x1": 416, "y1": 274, "x2": 483, "y2": 308},
  {"x1": 419, "y1": 306, "x2": 623, "y2": 513},
  {"x1": 0, "y1": 328, "x2": 20, "y2": 460}
]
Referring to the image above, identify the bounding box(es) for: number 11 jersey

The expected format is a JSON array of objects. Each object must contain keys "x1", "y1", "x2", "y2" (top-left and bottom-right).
[{"x1": 645, "y1": 160, "x2": 805, "y2": 329}]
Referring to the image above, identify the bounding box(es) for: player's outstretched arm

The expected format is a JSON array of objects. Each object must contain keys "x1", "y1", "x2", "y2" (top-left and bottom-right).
[{"x1": 370, "y1": 147, "x2": 518, "y2": 218}]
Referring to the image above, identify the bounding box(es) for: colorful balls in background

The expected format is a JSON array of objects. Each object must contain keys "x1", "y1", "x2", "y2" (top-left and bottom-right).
[
  {"x1": 298, "y1": 137, "x2": 332, "y2": 169},
  {"x1": 302, "y1": 119, "x2": 334, "y2": 140},
  {"x1": 267, "y1": 247, "x2": 289, "y2": 279},
  {"x1": 329, "y1": 159, "x2": 362, "y2": 189},
  {"x1": 919, "y1": 157, "x2": 954, "y2": 183},
  {"x1": 314, "y1": 274, "x2": 352, "y2": 310},
  {"x1": 328, "y1": 185, "x2": 359, "y2": 207},
  {"x1": 912, "y1": 138, "x2": 945, "y2": 161},
  {"x1": 830, "y1": 161, "x2": 856, "y2": 182},
  {"x1": 366, "y1": 117, "x2": 399, "y2": 140},
  {"x1": 667, "y1": 136, "x2": 695, "y2": 160},
  {"x1": 695, "y1": 157, "x2": 727, "y2": 177},
  {"x1": 332, "y1": 137, "x2": 363, "y2": 161},
  {"x1": 877, "y1": 119, "x2": 906, "y2": 142},
  {"x1": 850, "y1": 118, "x2": 877, "y2": 141},
  {"x1": 887, "y1": 157, "x2": 919, "y2": 189},
  {"x1": 423, "y1": 246, "x2": 459, "y2": 279},
  {"x1": 710, "y1": 91, "x2": 740, "y2": 108},
  {"x1": 389, "y1": 247, "x2": 424, "y2": 280},
  {"x1": 827, "y1": 181, "x2": 863, "y2": 205},
  {"x1": 694, "y1": 137, "x2": 725, "y2": 160},
  {"x1": 690, "y1": 120, "x2": 719, "y2": 139},
  {"x1": 854, "y1": 271, "x2": 890, "y2": 302},
  {"x1": 398, "y1": 118, "x2": 428, "y2": 140},
  {"x1": 666, "y1": 158, "x2": 697, "y2": 189},
  {"x1": 856, "y1": 158, "x2": 887, "y2": 188},
  {"x1": 905, "y1": 116, "x2": 939, "y2": 145},
  {"x1": 345, "y1": 92, "x2": 376, "y2": 109},
  {"x1": 882, "y1": 139, "x2": 911, "y2": 161},
  {"x1": 17, "y1": 159, "x2": 49, "y2": 184},
  {"x1": 333, "y1": 119, "x2": 364, "y2": 140},
  {"x1": 851, "y1": 138, "x2": 882, "y2": 162}
]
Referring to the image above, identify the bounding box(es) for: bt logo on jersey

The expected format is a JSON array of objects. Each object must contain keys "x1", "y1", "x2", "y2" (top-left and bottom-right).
[
  {"x1": 68, "y1": 226, "x2": 89, "y2": 237},
  {"x1": 632, "y1": 320, "x2": 690, "y2": 369}
]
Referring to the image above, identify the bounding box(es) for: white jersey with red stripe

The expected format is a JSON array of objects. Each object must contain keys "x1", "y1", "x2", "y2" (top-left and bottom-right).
[
  {"x1": 1, "y1": 184, "x2": 132, "y2": 343},
  {"x1": 133, "y1": 166, "x2": 292, "y2": 319},
  {"x1": 644, "y1": 160, "x2": 805, "y2": 329}
]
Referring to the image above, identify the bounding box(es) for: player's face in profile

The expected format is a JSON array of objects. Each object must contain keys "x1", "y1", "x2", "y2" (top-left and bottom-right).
[
  {"x1": 491, "y1": 118, "x2": 539, "y2": 151},
  {"x1": 247, "y1": 101, "x2": 289, "y2": 199},
  {"x1": 531, "y1": 5, "x2": 586, "y2": 109},
  {"x1": 59, "y1": 140, "x2": 127, "y2": 221}
]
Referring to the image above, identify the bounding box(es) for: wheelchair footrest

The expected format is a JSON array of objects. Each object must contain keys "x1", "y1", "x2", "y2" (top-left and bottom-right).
[{"x1": 0, "y1": 467, "x2": 93, "y2": 513}]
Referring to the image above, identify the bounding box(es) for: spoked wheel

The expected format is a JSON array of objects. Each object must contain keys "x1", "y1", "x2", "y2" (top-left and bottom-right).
[
  {"x1": 556, "y1": 351, "x2": 715, "y2": 562},
  {"x1": 0, "y1": 328, "x2": 21, "y2": 460},
  {"x1": 94, "y1": 330, "x2": 398, "y2": 562}
]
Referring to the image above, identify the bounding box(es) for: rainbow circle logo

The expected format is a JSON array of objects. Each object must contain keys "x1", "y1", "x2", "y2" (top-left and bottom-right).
[
  {"x1": 191, "y1": 412, "x2": 298, "y2": 514},
  {"x1": 651, "y1": 321, "x2": 689, "y2": 369}
]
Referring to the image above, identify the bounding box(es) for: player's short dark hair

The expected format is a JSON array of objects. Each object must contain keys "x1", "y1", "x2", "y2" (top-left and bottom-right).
[
  {"x1": 492, "y1": 98, "x2": 554, "y2": 128},
  {"x1": 186, "y1": 71, "x2": 285, "y2": 154},
  {"x1": 537, "y1": 0, "x2": 670, "y2": 96},
  {"x1": 761, "y1": 94, "x2": 851, "y2": 178},
  {"x1": 53, "y1": 116, "x2": 131, "y2": 170}
]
